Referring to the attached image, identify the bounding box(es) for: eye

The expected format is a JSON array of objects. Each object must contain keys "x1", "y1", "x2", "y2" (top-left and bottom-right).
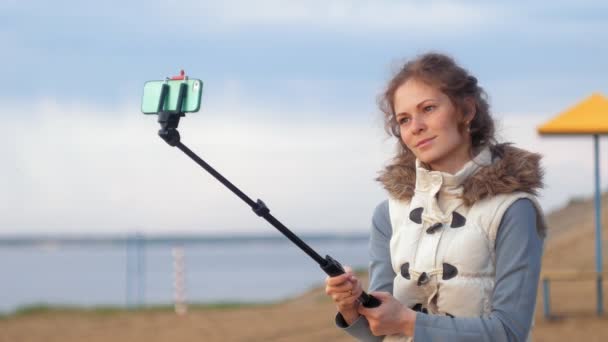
[
  {"x1": 423, "y1": 105, "x2": 436, "y2": 113},
  {"x1": 398, "y1": 117, "x2": 410, "y2": 125}
]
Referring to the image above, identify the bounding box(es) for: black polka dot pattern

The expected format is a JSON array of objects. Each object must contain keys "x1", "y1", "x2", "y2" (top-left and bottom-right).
[
  {"x1": 400, "y1": 262, "x2": 410, "y2": 279},
  {"x1": 417, "y1": 272, "x2": 429, "y2": 286},
  {"x1": 442, "y1": 262, "x2": 458, "y2": 280},
  {"x1": 411, "y1": 303, "x2": 428, "y2": 314},
  {"x1": 450, "y1": 211, "x2": 466, "y2": 228},
  {"x1": 409, "y1": 207, "x2": 423, "y2": 224},
  {"x1": 426, "y1": 222, "x2": 443, "y2": 234}
]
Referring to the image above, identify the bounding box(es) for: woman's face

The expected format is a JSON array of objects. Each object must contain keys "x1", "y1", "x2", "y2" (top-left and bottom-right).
[{"x1": 393, "y1": 78, "x2": 473, "y2": 174}]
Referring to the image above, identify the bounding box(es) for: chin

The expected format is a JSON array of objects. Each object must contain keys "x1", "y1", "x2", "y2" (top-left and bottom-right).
[
  {"x1": 415, "y1": 150, "x2": 442, "y2": 166},
  {"x1": 416, "y1": 150, "x2": 442, "y2": 166}
]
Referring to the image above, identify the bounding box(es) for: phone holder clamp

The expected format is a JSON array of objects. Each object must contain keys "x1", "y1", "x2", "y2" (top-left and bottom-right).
[{"x1": 156, "y1": 80, "x2": 188, "y2": 146}]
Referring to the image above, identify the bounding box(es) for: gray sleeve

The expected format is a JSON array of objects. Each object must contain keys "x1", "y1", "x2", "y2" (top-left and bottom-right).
[
  {"x1": 336, "y1": 200, "x2": 395, "y2": 341},
  {"x1": 414, "y1": 198, "x2": 544, "y2": 342}
]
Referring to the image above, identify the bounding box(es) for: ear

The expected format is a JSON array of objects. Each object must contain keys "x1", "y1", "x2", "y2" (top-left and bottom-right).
[{"x1": 463, "y1": 97, "x2": 476, "y2": 122}]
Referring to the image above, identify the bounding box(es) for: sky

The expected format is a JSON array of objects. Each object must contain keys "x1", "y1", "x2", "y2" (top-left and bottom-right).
[{"x1": 1, "y1": 0, "x2": 608, "y2": 235}]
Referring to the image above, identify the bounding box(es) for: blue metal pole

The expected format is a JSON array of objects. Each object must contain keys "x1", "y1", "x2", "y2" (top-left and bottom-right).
[{"x1": 593, "y1": 134, "x2": 604, "y2": 315}]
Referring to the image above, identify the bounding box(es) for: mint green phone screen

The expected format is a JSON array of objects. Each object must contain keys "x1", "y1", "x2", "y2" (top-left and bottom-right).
[{"x1": 141, "y1": 79, "x2": 203, "y2": 114}]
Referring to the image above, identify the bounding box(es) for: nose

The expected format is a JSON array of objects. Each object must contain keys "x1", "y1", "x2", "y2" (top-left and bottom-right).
[{"x1": 409, "y1": 116, "x2": 426, "y2": 135}]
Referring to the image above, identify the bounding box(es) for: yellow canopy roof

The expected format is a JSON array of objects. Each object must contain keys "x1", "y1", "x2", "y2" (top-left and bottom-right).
[{"x1": 538, "y1": 93, "x2": 608, "y2": 135}]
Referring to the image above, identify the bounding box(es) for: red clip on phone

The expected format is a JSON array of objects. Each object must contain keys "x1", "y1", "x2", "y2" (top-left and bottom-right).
[{"x1": 170, "y1": 70, "x2": 186, "y2": 80}]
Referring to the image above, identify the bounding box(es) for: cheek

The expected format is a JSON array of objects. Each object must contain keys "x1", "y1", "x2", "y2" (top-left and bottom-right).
[
  {"x1": 399, "y1": 128, "x2": 415, "y2": 149},
  {"x1": 440, "y1": 125, "x2": 460, "y2": 141},
  {"x1": 433, "y1": 116, "x2": 462, "y2": 141}
]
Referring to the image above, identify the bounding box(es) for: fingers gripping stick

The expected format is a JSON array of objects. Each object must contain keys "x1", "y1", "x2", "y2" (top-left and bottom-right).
[{"x1": 321, "y1": 255, "x2": 381, "y2": 308}]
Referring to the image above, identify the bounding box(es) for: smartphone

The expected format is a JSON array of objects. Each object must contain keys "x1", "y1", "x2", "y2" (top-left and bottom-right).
[{"x1": 141, "y1": 79, "x2": 203, "y2": 114}]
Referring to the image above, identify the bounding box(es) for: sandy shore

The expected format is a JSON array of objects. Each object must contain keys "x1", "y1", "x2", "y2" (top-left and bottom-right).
[{"x1": 1, "y1": 272, "x2": 607, "y2": 342}]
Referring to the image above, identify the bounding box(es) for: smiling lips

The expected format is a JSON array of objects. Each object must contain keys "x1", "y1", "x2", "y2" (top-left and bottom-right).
[{"x1": 415, "y1": 136, "x2": 436, "y2": 148}]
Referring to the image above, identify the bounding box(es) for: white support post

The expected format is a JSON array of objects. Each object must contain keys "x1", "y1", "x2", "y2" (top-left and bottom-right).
[{"x1": 172, "y1": 246, "x2": 188, "y2": 315}]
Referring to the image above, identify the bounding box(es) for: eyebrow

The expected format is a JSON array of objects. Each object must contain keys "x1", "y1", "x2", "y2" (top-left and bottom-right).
[{"x1": 395, "y1": 98, "x2": 437, "y2": 117}]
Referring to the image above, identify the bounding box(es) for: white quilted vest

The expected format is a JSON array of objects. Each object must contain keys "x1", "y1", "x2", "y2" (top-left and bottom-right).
[{"x1": 383, "y1": 147, "x2": 543, "y2": 341}]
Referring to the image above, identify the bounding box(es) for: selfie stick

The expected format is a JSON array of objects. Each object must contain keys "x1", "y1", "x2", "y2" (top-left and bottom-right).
[{"x1": 153, "y1": 76, "x2": 380, "y2": 309}]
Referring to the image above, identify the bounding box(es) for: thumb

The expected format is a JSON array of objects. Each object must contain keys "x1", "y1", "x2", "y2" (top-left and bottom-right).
[{"x1": 358, "y1": 292, "x2": 388, "y2": 315}]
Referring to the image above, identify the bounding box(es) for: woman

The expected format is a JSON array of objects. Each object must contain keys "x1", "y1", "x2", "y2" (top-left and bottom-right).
[{"x1": 325, "y1": 53, "x2": 546, "y2": 341}]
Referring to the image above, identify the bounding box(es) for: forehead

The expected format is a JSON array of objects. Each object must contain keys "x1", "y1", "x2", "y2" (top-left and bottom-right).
[{"x1": 393, "y1": 79, "x2": 446, "y2": 112}]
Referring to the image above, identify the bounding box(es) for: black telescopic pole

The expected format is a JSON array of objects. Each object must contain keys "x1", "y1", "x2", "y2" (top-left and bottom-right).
[
  {"x1": 175, "y1": 141, "x2": 326, "y2": 264},
  {"x1": 155, "y1": 82, "x2": 380, "y2": 308}
]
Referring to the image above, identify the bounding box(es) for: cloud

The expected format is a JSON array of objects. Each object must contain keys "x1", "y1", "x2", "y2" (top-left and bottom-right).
[
  {"x1": 4, "y1": 0, "x2": 606, "y2": 52},
  {"x1": 3, "y1": 1, "x2": 504, "y2": 39},
  {"x1": 178, "y1": 0, "x2": 503, "y2": 34},
  {"x1": 5, "y1": 93, "x2": 608, "y2": 235},
  {"x1": 1, "y1": 96, "x2": 392, "y2": 234},
  {"x1": 153, "y1": 0, "x2": 608, "y2": 39}
]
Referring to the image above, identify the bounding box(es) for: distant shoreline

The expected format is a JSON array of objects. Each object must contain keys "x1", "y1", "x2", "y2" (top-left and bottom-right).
[{"x1": 0, "y1": 232, "x2": 369, "y2": 247}]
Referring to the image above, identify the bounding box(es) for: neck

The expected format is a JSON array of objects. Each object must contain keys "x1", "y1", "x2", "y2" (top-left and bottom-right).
[{"x1": 429, "y1": 142, "x2": 472, "y2": 174}]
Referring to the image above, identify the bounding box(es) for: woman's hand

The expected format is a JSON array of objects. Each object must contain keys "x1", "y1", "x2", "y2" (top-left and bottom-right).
[
  {"x1": 358, "y1": 292, "x2": 416, "y2": 337},
  {"x1": 324, "y1": 266, "x2": 363, "y2": 325}
]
